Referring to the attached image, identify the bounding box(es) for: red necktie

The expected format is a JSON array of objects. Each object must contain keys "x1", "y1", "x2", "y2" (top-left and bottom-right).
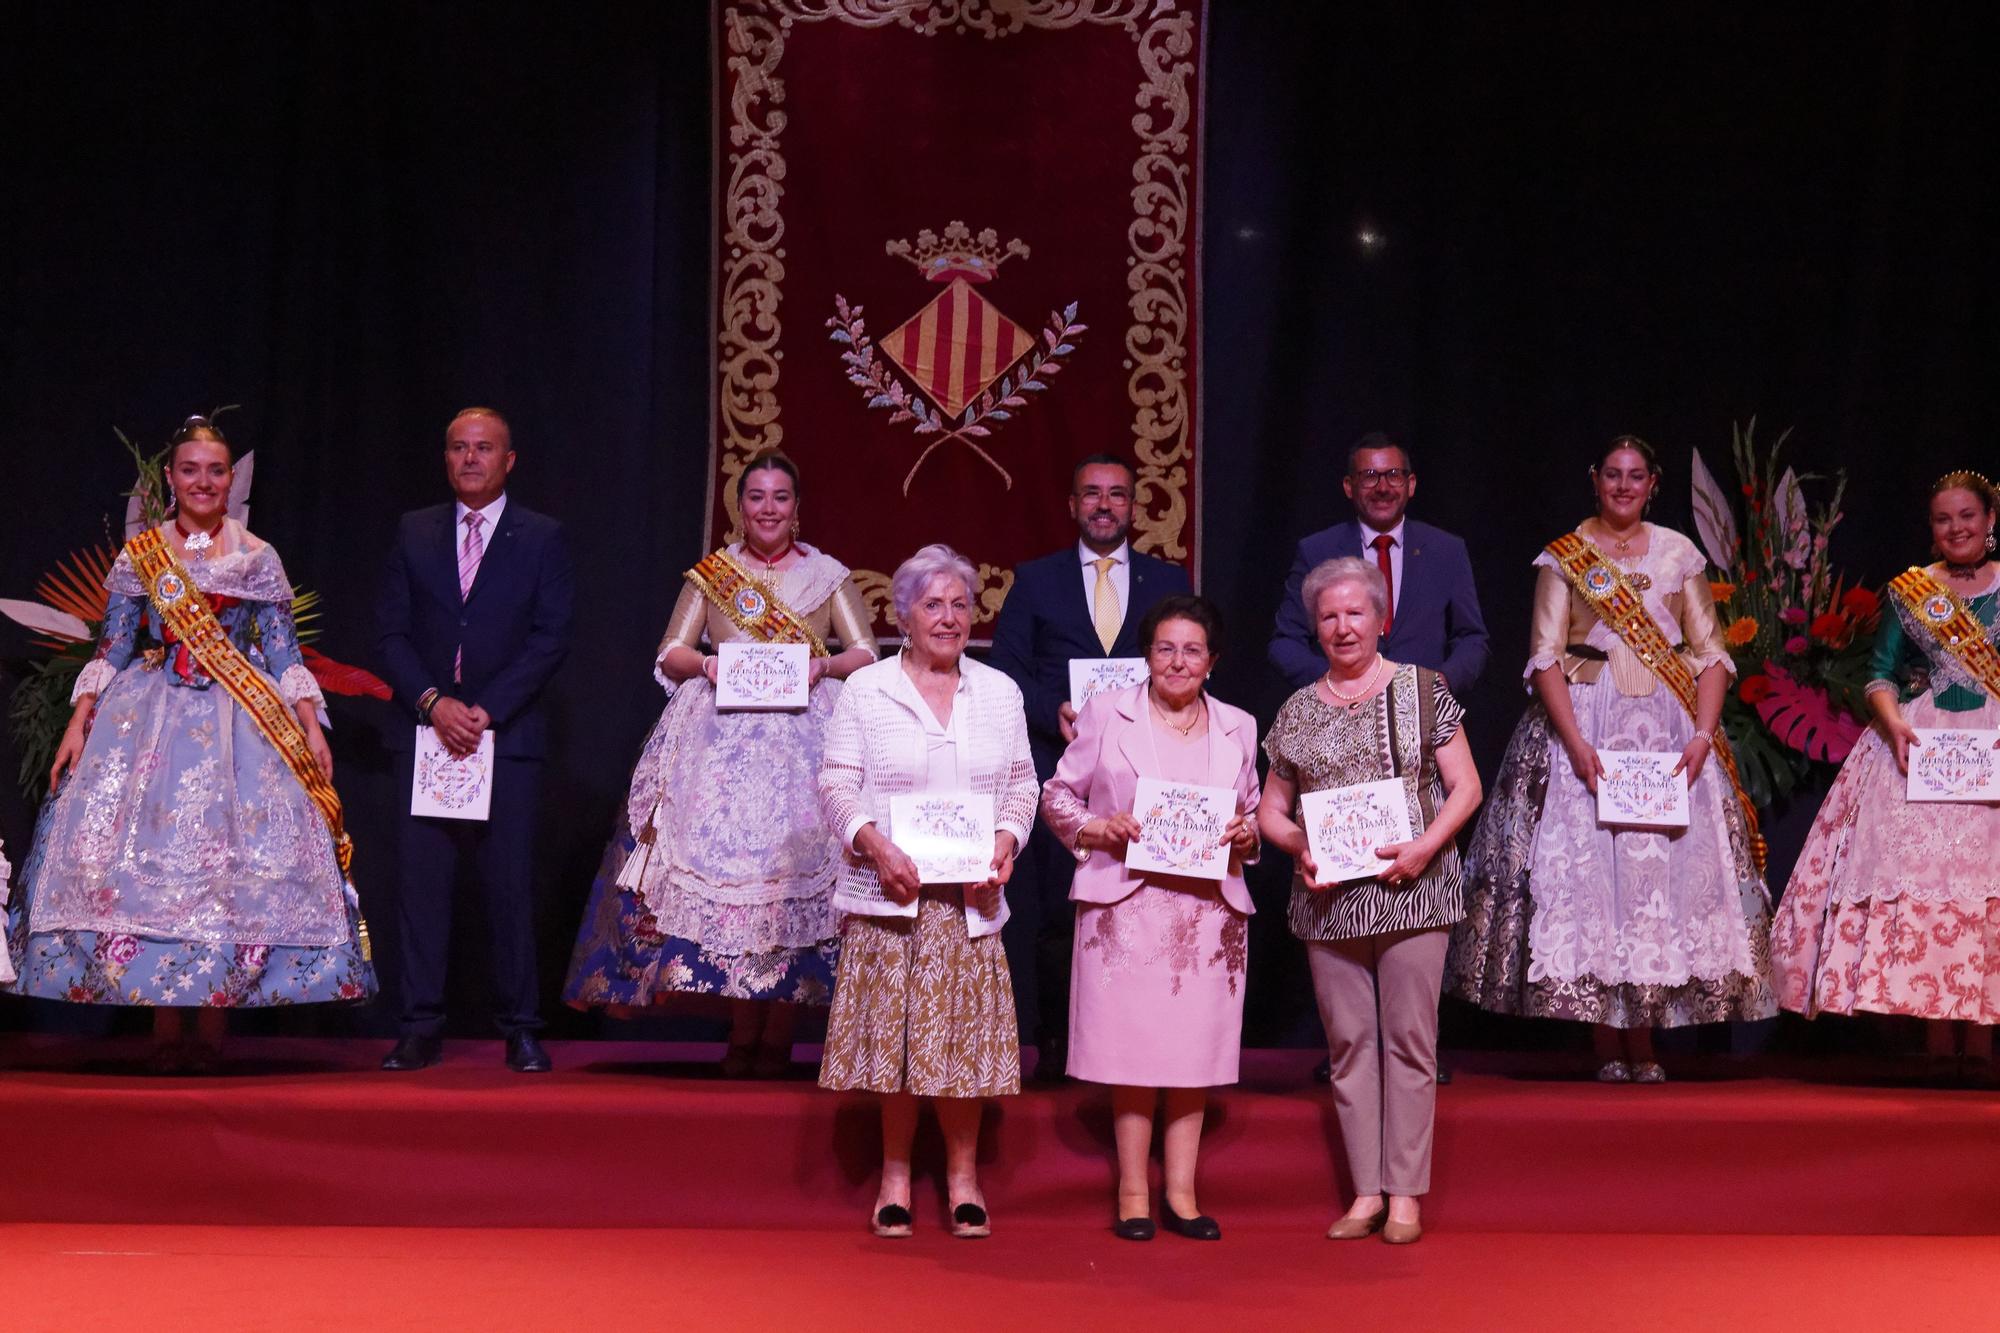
[{"x1": 1372, "y1": 532, "x2": 1395, "y2": 637}]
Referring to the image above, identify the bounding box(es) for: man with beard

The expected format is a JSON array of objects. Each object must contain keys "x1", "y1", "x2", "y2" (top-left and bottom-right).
[
  {"x1": 989, "y1": 454, "x2": 1191, "y2": 1079},
  {"x1": 1269, "y1": 431, "x2": 1488, "y2": 1084}
]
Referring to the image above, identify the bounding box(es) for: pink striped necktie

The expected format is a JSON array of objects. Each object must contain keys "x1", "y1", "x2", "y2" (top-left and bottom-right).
[{"x1": 454, "y1": 511, "x2": 486, "y2": 682}]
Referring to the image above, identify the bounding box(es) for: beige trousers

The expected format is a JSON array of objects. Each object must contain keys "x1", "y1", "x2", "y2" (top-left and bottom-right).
[{"x1": 1307, "y1": 926, "x2": 1449, "y2": 1197}]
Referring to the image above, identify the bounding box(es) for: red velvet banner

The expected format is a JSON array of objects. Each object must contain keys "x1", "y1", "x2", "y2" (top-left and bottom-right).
[{"x1": 709, "y1": 0, "x2": 1205, "y2": 636}]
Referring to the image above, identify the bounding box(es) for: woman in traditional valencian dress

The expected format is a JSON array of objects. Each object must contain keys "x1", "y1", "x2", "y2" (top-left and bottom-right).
[
  {"x1": 5, "y1": 417, "x2": 374, "y2": 1068},
  {"x1": 564, "y1": 452, "x2": 877, "y2": 1076},
  {"x1": 1445, "y1": 436, "x2": 1775, "y2": 1082},
  {"x1": 1770, "y1": 472, "x2": 2000, "y2": 1085}
]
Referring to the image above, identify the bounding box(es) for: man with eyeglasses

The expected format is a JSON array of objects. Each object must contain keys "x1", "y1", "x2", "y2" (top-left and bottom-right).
[
  {"x1": 1269, "y1": 432, "x2": 1487, "y2": 1083},
  {"x1": 990, "y1": 453, "x2": 1192, "y2": 1080},
  {"x1": 1270, "y1": 432, "x2": 1488, "y2": 697}
]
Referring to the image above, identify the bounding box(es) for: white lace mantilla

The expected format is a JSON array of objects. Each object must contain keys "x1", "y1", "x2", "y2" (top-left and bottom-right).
[
  {"x1": 1885, "y1": 590, "x2": 2000, "y2": 700},
  {"x1": 652, "y1": 545, "x2": 853, "y2": 695},
  {"x1": 105, "y1": 520, "x2": 298, "y2": 603},
  {"x1": 1526, "y1": 525, "x2": 1733, "y2": 690}
]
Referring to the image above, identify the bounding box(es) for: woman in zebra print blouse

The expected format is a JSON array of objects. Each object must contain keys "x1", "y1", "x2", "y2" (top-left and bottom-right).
[{"x1": 1259, "y1": 556, "x2": 1483, "y2": 1246}]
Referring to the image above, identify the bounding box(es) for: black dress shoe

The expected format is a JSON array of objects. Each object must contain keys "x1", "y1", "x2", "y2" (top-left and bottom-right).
[
  {"x1": 1161, "y1": 1204, "x2": 1221, "y2": 1241},
  {"x1": 1032, "y1": 1039, "x2": 1067, "y2": 1083},
  {"x1": 1436, "y1": 1063, "x2": 1453, "y2": 1085},
  {"x1": 1113, "y1": 1214, "x2": 1156, "y2": 1241},
  {"x1": 506, "y1": 1032, "x2": 553, "y2": 1073},
  {"x1": 1313, "y1": 1056, "x2": 1332, "y2": 1084},
  {"x1": 381, "y1": 1035, "x2": 442, "y2": 1071}
]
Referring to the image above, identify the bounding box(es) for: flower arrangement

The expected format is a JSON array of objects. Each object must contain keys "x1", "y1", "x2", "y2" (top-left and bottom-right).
[
  {"x1": 2, "y1": 419, "x2": 389, "y2": 800},
  {"x1": 1691, "y1": 420, "x2": 1881, "y2": 806}
]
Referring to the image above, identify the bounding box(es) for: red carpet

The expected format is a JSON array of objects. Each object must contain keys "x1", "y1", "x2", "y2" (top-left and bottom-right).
[
  {"x1": 3, "y1": 1037, "x2": 1997, "y2": 1235},
  {"x1": 5, "y1": 1225, "x2": 1996, "y2": 1332}
]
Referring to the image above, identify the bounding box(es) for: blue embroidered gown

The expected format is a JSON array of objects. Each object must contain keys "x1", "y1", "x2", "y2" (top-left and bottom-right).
[{"x1": 5, "y1": 522, "x2": 376, "y2": 1006}]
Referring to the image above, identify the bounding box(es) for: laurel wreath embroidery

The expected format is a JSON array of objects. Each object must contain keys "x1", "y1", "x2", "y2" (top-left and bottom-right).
[{"x1": 826, "y1": 296, "x2": 1087, "y2": 494}]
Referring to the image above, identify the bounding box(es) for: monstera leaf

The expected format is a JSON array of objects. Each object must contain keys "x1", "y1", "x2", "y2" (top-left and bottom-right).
[
  {"x1": 1690, "y1": 447, "x2": 1739, "y2": 571},
  {"x1": 1754, "y1": 661, "x2": 1866, "y2": 762}
]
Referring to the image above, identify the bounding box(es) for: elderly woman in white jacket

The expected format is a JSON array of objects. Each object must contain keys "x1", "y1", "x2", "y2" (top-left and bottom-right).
[{"x1": 817, "y1": 543, "x2": 1039, "y2": 1241}]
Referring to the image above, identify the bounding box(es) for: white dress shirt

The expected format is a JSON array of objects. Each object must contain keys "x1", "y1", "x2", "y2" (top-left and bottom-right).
[
  {"x1": 455, "y1": 491, "x2": 508, "y2": 532},
  {"x1": 1078, "y1": 539, "x2": 1131, "y2": 623},
  {"x1": 1360, "y1": 519, "x2": 1405, "y2": 614}
]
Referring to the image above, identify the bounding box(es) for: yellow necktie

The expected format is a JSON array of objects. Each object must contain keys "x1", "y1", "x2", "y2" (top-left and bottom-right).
[{"x1": 1092, "y1": 555, "x2": 1120, "y2": 653}]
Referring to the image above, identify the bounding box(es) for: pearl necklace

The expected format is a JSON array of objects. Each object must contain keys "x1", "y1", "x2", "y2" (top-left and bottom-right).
[{"x1": 1324, "y1": 655, "x2": 1384, "y2": 704}]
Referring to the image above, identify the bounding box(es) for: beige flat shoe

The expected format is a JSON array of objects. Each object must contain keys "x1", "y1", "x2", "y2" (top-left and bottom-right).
[
  {"x1": 1326, "y1": 1208, "x2": 1388, "y2": 1240},
  {"x1": 1382, "y1": 1217, "x2": 1423, "y2": 1245}
]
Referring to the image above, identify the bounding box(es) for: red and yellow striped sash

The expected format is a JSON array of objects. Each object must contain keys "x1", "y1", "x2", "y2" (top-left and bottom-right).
[
  {"x1": 126, "y1": 529, "x2": 368, "y2": 952},
  {"x1": 1887, "y1": 566, "x2": 2000, "y2": 700},
  {"x1": 686, "y1": 549, "x2": 829, "y2": 656}
]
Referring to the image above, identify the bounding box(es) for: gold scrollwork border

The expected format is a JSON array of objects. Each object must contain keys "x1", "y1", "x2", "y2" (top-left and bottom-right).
[{"x1": 711, "y1": 0, "x2": 1202, "y2": 623}]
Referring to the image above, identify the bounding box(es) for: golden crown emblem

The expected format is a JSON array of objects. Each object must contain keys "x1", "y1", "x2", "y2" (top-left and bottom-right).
[{"x1": 885, "y1": 220, "x2": 1029, "y2": 284}]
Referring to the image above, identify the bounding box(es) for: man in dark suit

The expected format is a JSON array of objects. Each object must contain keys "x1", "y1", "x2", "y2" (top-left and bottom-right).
[
  {"x1": 376, "y1": 407, "x2": 573, "y2": 1073},
  {"x1": 1269, "y1": 432, "x2": 1488, "y2": 695},
  {"x1": 1269, "y1": 431, "x2": 1488, "y2": 1084},
  {"x1": 988, "y1": 453, "x2": 1192, "y2": 1078}
]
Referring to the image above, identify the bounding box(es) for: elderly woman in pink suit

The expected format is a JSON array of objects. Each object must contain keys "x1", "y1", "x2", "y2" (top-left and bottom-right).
[{"x1": 1041, "y1": 595, "x2": 1261, "y2": 1243}]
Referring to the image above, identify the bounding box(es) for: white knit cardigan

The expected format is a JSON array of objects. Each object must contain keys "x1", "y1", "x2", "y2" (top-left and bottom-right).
[{"x1": 817, "y1": 652, "x2": 1039, "y2": 932}]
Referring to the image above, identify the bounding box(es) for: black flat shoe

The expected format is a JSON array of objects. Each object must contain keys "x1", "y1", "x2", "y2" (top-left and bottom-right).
[
  {"x1": 871, "y1": 1204, "x2": 914, "y2": 1239},
  {"x1": 1113, "y1": 1215, "x2": 1156, "y2": 1241},
  {"x1": 1312, "y1": 1056, "x2": 1332, "y2": 1084},
  {"x1": 950, "y1": 1202, "x2": 991, "y2": 1238},
  {"x1": 506, "y1": 1032, "x2": 553, "y2": 1073},
  {"x1": 1161, "y1": 1204, "x2": 1221, "y2": 1241},
  {"x1": 381, "y1": 1035, "x2": 443, "y2": 1071}
]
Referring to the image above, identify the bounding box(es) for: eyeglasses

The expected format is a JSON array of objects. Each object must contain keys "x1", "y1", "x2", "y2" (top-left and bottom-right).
[
  {"x1": 1148, "y1": 643, "x2": 1210, "y2": 662},
  {"x1": 1350, "y1": 468, "x2": 1412, "y2": 486}
]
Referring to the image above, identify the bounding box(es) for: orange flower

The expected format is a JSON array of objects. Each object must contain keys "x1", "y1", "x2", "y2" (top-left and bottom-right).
[
  {"x1": 1709, "y1": 579, "x2": 1737, "y2": 602},
  {"x1": 1724, "y1": 617, "x2": 1759, "y2": 647}
]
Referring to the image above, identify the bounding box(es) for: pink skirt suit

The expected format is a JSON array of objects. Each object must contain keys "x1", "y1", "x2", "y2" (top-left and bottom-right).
[{"x1": 1040, "y1": 684, "x2": 1263, "y2": 1087}]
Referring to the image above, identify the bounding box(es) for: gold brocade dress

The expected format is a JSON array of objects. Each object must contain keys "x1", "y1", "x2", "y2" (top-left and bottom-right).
[{"x1": 562, "y1": 546, "x2": 876, "y2": 1007}]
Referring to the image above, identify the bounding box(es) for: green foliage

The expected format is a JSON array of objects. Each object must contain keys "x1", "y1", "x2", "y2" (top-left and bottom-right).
[{"x1": 8, "y1": 651, "x2": 87, "y2": 803}]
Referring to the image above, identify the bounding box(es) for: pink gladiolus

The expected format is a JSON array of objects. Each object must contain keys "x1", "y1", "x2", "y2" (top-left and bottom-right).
[{"x1": 1779, "y1": 607, "x2": 1807, "y2": 625}]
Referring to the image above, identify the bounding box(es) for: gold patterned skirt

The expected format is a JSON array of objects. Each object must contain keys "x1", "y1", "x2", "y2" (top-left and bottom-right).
[{"x1": 819, "y1": 894, "x2": 1020, "y2": 1098}]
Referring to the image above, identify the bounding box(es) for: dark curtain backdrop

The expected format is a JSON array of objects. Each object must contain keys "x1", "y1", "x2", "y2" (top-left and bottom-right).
[{"x1": 4, "y1": 2, "x2": 1994, "y2": 1046}]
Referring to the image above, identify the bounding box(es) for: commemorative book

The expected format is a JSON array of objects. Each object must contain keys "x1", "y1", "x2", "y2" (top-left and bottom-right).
[
  {"x1": 715, "y1": 641, "x2": 811, "y2": 710},
  {"x1": 1594, "y1": 750, "x2": 1691, "y2": 828},
  {"x1": 1300, "y1": 778, "x2": 1415, "y2": 883}
]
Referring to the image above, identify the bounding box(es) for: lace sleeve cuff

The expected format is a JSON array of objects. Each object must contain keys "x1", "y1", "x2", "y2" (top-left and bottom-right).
[
  {"x1": 1864, "y1": 678, "x2": 1899, "y2": 697},
  {"x1": 277, "y1": 663, "x2": 326, "y2": 707},
  {"x1": 72, "y1": 659, "x2": 117, "y2": 702},
  {"x1": 1522, "y1": 651, "x2": 1562, "y2": 680}
]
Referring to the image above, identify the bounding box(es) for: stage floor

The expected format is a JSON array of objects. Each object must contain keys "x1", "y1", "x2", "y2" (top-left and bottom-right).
[
  {"x1": 6, "y1": 1224, "x2": 1996, "y2": 1332},
  {"x1": 4, "y1": 1037, "x2": 1997, "y2": 1234},
  {"x1": 2, "y1": 1038, "x2": 1996, "y2": 1330}
]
